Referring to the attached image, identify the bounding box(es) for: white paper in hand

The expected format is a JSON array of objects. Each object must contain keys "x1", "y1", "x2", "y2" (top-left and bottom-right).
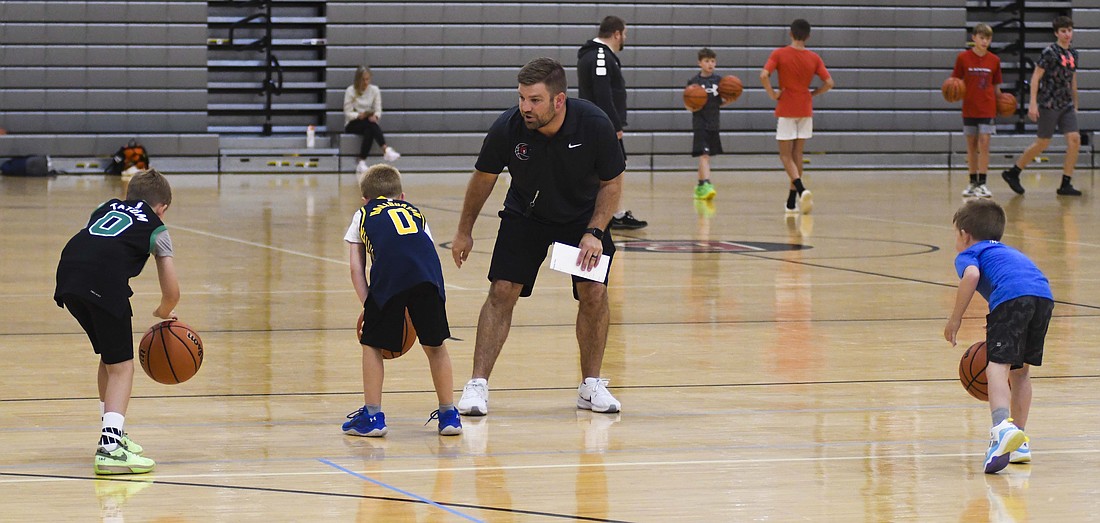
[{"x1": 549, "y1": 242, "x2": 609, "y2": 282}]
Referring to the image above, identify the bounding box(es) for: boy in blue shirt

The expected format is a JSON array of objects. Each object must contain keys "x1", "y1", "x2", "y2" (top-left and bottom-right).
[{"x1": 944, "y1": 199, "x2": 1054, "y2": 473}]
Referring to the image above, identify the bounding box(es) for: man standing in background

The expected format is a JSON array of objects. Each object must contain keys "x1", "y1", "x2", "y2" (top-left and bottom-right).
[{"x1": 577, "y1": 15, "x2": 648, "y2": 230}]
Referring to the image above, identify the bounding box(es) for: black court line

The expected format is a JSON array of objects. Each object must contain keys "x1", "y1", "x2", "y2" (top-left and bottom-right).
[
  {"x1": 739, "y1": 251, "x2": 1100, "y2": 311},
  {"x1": 0, "y1": 472, "x2": 634, "y2": 523},
  {"x1": 4, "y1": 374, "x2": 1098, "y2": 404}
]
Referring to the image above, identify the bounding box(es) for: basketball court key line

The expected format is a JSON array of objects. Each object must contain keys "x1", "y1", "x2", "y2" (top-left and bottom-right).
[
  {"x1": 317, "y1": 458, "x2": 485, "y2": 522},
  {"x1": 171, "y1": 224, "x2": 474, "y2": 290}
]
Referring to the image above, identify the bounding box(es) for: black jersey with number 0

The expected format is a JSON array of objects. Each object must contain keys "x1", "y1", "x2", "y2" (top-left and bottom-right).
[
  {"x1": 357, "y1": 197, "x2": 446, "y2": 308},
  {"x1": 54, "y1": 199, "x2": 167, "y2": 317}
]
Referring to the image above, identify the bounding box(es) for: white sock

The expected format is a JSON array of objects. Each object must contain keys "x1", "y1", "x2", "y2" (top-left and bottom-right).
[
  {"x1": 99, "y1": 401, "x2": 105, "y2": 419},
  {"x1": 100, "y1": 412, "x2": 125, "y2": 451},
  {"x1": 613, "y1": 211, "x2": 626, "y2": 219}
]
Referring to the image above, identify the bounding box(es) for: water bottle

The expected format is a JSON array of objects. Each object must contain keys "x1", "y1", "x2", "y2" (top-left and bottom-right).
[{"x1": 306, "y1": 125, "x2": 315, "y2": 148}]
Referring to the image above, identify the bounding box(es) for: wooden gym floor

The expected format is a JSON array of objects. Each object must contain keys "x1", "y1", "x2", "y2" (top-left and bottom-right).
[{"x1": 1, "y1": 167, "x2": 1099, "y2": 521}]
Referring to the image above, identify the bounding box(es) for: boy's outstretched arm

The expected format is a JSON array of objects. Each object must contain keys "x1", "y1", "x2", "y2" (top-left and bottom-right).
[
  {"x1": 154, "y1": 255, "x2": 180, "y2": 319},
  {"x1": 944, "y1": 265, "x2": 980, "y2": 346}
]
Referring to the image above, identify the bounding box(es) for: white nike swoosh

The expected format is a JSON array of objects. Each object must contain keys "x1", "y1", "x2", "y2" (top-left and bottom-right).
[{"x1": 569, "y1": 143, "x2": 582, "y2": 149}]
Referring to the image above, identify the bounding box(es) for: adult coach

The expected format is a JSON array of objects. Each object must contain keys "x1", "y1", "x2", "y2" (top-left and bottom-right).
[
  {"x1": 451, "y1": 57, "x2": 625, "y2": 415},
  {"x1": 577, "y1": 15, "x2": 647, "y2": 230}
]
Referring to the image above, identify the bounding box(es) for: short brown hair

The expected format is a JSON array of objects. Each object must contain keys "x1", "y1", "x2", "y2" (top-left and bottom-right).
[
  {"x1": 518, "y1": 57, "x2": 567, "y2": 97},
  {"x1": 598, "y1": 16, "x2": 625, "y2": 38},
  {"x1": 125, "y1": 168, "x2": 172, "y2": 207},
  {"x1": 953, "y1": 199, "x2": 1005, "y2": 241},
  {"x1": 359, "y1": 163, "x2": 402, "y2": 200},
  {"x1": 698, "y1": 48, "x2": 716, "y2": 61},
  {"x1": 973, "y1": 23, "x2": 993, "y2": 38},
  {"x1": 1053, "y1": 16, "x2": 1073, "y2": 31},
  {"x1": 790, "y1": 19, "x2": 811, "y2": 41}
]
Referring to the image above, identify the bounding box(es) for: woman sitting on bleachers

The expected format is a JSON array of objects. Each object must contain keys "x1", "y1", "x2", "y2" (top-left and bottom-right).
[{"x1": 344, "y1": 66, "x2": 400, "y2": 172}]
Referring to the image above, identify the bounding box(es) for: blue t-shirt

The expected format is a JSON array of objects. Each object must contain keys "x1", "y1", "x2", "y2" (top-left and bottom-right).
[{"x1": 954, "y1": 240, "x2": 1052, "y2": 311}]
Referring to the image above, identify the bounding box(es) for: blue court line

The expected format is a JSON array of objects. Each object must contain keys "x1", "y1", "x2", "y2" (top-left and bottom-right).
[{"x1": 318, "y1": 458, "x2": 484, "y2": 522}]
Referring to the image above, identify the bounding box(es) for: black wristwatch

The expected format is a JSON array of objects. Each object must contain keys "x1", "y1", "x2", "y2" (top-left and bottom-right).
[{"x1": 584, "y1": 227, "x2": 604, "y2": 240}]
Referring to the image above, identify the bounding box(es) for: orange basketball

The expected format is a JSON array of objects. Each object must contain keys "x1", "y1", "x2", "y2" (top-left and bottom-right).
[
  {"x1": 356, "y1": 310, "x2": 416, "y2": 359},
  {"x1": 138, "y1": 320, "x2": 203, "y2": 385},
  {"x1": 942, "y1": 77, "x2": 965, "y2": 103},
  {"x1": 683, "y1": 84, "x2": 708, "y2": 112},
  {"x1": 959, "y1": 341, "x2": 988, "y2": 401},
  {"x1": 718, "y1": 75, "x2": 743, "y2": 102},
  {"x1": 997, "y1": 93, "x2": 1018, "y2": 117}
]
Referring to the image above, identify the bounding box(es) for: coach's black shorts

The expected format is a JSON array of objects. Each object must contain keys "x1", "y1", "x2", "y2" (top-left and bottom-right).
[
  {"x1": 986, "y1": 296, "x2": 1054, "y2": 369},
  {"x1": 691, "y1": 129, "x2": 723, "y2": 157},
  {"x1": 361, "y1": 282, "x2": 450, "y2": 351},
  {"x1": 62, "y1": 294, "x2": 134, "y2": 365},
  {"x1": 488, "y1": 209, "x2": 615, "y2": 299}
]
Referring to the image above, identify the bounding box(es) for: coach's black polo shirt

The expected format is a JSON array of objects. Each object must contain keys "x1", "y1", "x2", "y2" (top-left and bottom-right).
[{"x1": 475, "y1": 97, "x2": 626, "y2": 225}]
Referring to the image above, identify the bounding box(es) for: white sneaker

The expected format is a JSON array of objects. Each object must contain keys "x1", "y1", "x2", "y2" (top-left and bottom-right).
[
  {"x1": 382, "y1": 147, "x2": 401, "y2": 162},
  {"x1": 457, "y1": 378, "x2": 488, "y2": 416},
  {"x1": 1009, "y1": 441, "x2": 1031, "y2": 464},
  {"x1": 784, "y1": 203, "x2": 799, "y2": 216},
  {"x1": 355, "y1": 160, "x2": 368, "y2": 176},
  {"x1": 961, "y1": 183, "x2": 978, "y2": 197},
  {"x1": 798, "y1": 190, "x2": 813, "y2": 215},
  {"x1": 577, "y1": 377, "x2": 621, "y2": 413},
  {"x1": 975, "y1": 184, "x2": 993, "y2": 198}
]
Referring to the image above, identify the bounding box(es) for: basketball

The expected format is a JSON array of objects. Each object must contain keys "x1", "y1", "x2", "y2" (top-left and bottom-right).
[
  {"x1": 959, "y1": 341, "x2": 988, "y2": 401},
  {"x1": 997, "y1": 93, "x2": 1017, "y2": 117},
  {"x1": 138, "y1": 320, "x2": 203, "y2": 385},
  {"x1": 356, "y1": 310, "x2": 417, "y2": 359},
  {"x1": 941, "y1": 77, "x2": 965, "y2": 103},
  {"x1": 683, "y1": 84, "x2": 708, "y2": 112},
  {"x1": 718, "y1": 75, "x2": 743, "y2": 102}
]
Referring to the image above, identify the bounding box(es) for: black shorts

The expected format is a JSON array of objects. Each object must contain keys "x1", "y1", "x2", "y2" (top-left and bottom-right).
[
  {"x1": 62, "y1": 295, "x2": 134, "y2": 365},
  {"x1": 692, "y1": 129, "x2": 723, "y2": 157},
  {"x1": 361, "y1": 282, "x2": 450, "y2": 351},
  {"x1": 986, "y1": 296, "x2": 1054, "y2": 369},
  {"x1": 488, "y1": 210, "x2": 616, "y2": 298}
]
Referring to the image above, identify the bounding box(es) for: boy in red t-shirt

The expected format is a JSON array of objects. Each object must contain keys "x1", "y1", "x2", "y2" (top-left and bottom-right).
[
  {"x1": 760, "y1": 19, "x2": 833, "y2": 216},
  {"x1": 953, "y1": 23, "x2": 1003, "y2": 199}
]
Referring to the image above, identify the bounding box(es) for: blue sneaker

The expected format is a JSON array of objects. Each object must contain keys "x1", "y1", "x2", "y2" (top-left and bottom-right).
[
  {"x1": 984, "y1": 418, "x2": 1027, "y2": 474},
  {"x1": 343, "y1": 407, "x2": 387, "y2": 437},
  {"x1": 426, "y1": 408, "x2": 462, "y2": 436}
]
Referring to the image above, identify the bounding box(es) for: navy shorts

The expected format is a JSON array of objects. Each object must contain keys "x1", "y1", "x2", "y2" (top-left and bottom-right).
[
  {"x1": 488, "y1": 210, "x2": 615, "y2": 298},
  {"x1": 62, "y1": 295, "x2": 134, "y2": 365},
  {"x1": 361, "y1": 282, "x2": 450, "y2": 351},
  {"x1": 692, "y1": 129, "x2": 723, "y2": 157},
  {"x1": 986, "y1": 296, "x2": 1054, "y2": 369}
]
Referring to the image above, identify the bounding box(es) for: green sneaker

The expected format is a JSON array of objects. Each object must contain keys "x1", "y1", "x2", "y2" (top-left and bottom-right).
[
  {"x1": 94, "y1": 446, "x2": 155, "y2": 475},
  {"x1": 694, "y1": 181, "x2": 716, "y2": 200},
  {"x1": 120, "y1": 433, "x2": 143, "y2": 455}
]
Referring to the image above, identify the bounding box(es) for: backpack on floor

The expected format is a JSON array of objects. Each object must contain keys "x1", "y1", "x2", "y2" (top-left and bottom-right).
[{"x1": 0, "y1": 155, "x2": 50, "y2": 177}]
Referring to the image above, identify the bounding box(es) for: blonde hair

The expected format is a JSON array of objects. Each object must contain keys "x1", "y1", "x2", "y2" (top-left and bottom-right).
[
  {"x1": 125, "y1": 168, "x2": 172, "y2": 207},
  {"x1": 358, "y1": 163, "x2": 402, "y2": 200},
  {"x1": 353, "y1": 65, "x2": 372, "y2": 96}
]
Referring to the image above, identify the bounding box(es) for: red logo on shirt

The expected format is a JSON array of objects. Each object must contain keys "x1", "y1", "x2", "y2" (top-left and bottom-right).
[{"x1": 1061, "y1": 54, "x2": 1075, "y2": 68}]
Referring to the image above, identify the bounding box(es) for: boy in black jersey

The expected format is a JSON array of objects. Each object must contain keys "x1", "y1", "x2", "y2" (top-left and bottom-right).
[
  {"x1": 54, "y1": 169, "x2": 179, "y2": 475},
  {"x1": 341, "y1": 163, "x2": 460, "y2": 437},
  {"x1": 686, "y1": 48, "x2": 734, "y2": 201}
]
